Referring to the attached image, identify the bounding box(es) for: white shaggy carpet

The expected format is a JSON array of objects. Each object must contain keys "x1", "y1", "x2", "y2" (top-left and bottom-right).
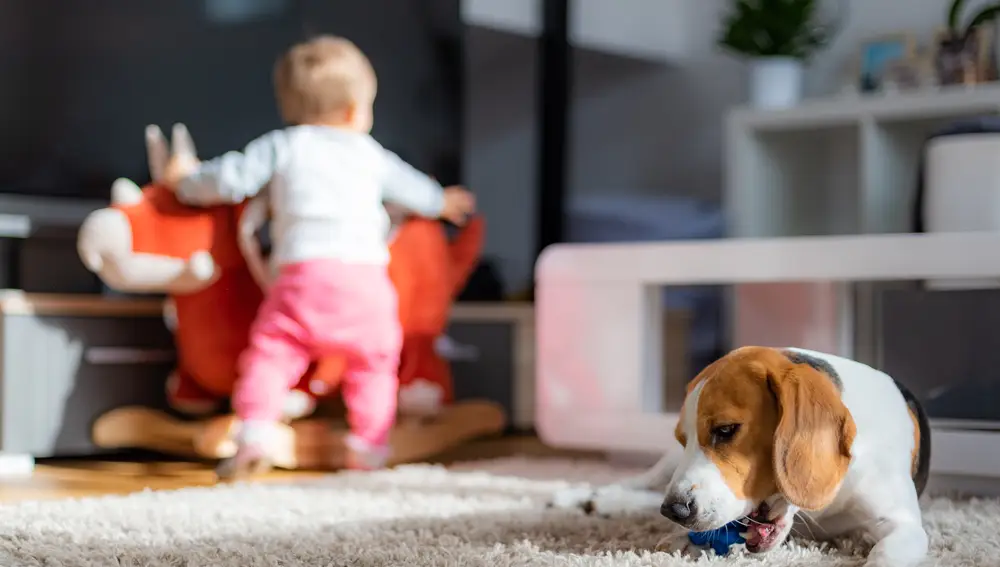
[{"x1": 0, "y1": 457, "x2": 997, "y2": 566}]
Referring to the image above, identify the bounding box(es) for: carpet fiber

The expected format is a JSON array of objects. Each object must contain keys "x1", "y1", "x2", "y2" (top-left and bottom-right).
[{"x1": 0, "y1": 457, "x2": 997, "y2": 566}]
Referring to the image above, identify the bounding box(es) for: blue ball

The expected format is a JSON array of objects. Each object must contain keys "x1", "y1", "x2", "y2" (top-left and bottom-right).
[{"x1": 688, "y1": 520, "x2": 746, "y2": 555}]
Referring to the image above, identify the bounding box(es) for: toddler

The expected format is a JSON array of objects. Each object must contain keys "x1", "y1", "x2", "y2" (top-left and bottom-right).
[{"x1": 164, "y1": 35, "x2": 475, "y2": 476}]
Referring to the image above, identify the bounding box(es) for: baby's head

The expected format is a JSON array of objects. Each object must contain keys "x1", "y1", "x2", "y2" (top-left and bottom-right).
[{"x1": 273, "y1": 35, "x2": 377, "y2": 131}]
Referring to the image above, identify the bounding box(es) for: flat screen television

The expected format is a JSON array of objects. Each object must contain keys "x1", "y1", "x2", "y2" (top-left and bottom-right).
[{"x1": 0, "y1": 0, "x2": 463, "y2": 200}]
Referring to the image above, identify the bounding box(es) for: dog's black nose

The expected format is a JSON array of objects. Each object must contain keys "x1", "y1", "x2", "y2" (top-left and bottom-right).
[{"x1": 660, "y1": 497, "x2": 697, "y2": 524}]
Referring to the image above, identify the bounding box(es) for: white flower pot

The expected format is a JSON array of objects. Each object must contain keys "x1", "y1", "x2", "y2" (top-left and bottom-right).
[{"x1": 749, "y1": 57, "x2": 804, "y2": 109}]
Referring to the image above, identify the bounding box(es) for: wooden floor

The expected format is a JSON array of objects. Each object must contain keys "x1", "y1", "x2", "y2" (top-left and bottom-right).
[{"x1": 0, "y1": 436, "x2": 601, "y2": 503}]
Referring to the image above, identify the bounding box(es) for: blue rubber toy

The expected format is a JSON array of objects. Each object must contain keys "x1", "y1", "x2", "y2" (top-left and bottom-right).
[{"x1": 688, "y1": 521, "x2": 746, "y2": 555}]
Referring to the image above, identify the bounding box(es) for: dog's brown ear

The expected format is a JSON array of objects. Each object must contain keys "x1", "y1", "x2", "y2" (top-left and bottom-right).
[{"x1": 768, "y1": 364, "x2": 856, "y2": 511}]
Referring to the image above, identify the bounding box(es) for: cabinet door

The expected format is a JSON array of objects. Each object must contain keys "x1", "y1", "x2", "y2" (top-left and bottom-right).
[
  {"x1": 445, "y1": 321, "x2": 516, "y2": 429},
  {"x1": 0, "y1": 314, "x2": 175, "y2": 456},
  {"x1": 879, "y1": 288, "x2": 1000, "y2": 428},
  {"x1": 19, "y1": 232, "x2": 103, "y2": 293}
]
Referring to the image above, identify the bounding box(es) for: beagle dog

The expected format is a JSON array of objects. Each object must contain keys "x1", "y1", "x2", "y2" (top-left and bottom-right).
[{"x1": 554, "y1": 346, "x2": 930, "y2": 567}]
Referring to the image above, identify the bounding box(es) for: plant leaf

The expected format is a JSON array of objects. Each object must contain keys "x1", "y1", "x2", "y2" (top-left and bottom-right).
[
  {"x1": 949, "y1": 0, "x2": 969, "y2": 33},
  {"x1": 717, "y1": 0, "x2": 833, "y2": 59},
  {"x1": 965, "y1": 4, "x2": 1000, "y2": 38}
]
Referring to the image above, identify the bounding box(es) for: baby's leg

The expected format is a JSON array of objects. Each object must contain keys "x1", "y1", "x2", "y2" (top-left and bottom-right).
[
  {"x1": 341, "y1": 357, "x2": 400, "y2": 470},
  {"x1": 217, "y1": 294, "x2": 310, "y2": 480},
  {"x1": 340, "y1": 304, "x2": 402, "y2": 470},
  {"x1": 293, "y1": 260, "x2": 402, "y2": 470}
]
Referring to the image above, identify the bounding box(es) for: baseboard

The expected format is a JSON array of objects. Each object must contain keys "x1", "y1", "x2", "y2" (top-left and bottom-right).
[{"x1": 929, "y1": 473, "x2": 1000, "y2": 498}]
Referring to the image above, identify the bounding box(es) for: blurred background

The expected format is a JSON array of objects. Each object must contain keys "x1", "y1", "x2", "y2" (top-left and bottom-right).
[{"x1": 4, "y1": 0, "x2": 1000, "y2": 437}]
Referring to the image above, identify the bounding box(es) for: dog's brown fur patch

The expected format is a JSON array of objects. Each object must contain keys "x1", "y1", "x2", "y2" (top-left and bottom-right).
[{"x1": 682, "y1": 346, "x2": 857, "y2": 511}]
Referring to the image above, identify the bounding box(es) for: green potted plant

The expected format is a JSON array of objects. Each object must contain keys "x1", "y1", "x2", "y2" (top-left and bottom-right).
[
  {"x1": 937, "y1": 0, "x2": 1000, "y2": 84},
  {"x1": 717, "y1": 0, "x2": 834, "y2": 108}
]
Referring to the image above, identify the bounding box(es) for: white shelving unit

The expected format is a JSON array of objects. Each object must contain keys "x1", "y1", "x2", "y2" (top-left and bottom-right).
[
  {"x1": 460, "y1": 0, "x2": 689, "y2": 62},
  {"x1": 726, "y1": 84, "x2": 1000, "y2": 239},
  {"x1": 725, "y1": 84, "x2": 1000, "y2": 363},
  {"x1": 534, "y1": 232, "x2": 1000, "y2": 478}
]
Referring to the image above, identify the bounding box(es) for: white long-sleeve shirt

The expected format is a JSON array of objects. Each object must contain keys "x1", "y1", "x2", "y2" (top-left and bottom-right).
[{"x1": 175, "y1": 125, "x2": 445, "y2": 266}]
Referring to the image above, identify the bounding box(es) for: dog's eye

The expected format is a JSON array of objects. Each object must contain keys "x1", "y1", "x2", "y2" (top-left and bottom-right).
[{"x1": 710, "y1": 424, "x2": 740, "y2": 443}]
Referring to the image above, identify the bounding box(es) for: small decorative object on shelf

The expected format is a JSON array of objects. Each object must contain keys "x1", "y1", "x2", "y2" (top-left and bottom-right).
[
  {"x1": 882, "y1": 54, "x2": 937, "y2": 92},
  {"x1": 936, "y1": 0, "x2": 1000, "y2": 85},
  {"x1": 857, "y1": 33, "x2": 917, "y2": 93},
  {"x1": 717, "y1": 0, "x2": 840, "y2": 109}
]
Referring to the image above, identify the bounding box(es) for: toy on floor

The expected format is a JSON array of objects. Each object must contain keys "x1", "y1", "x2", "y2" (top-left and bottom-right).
[
  {"x1": 688, "y1": 521, "x2": 746, "y2": 555},
  {"x1": 78, "y1": 123, "x2": 506, "y2": 468}
]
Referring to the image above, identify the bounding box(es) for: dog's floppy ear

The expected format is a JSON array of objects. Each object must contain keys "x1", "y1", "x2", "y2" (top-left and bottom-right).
[{"x1": 768, "y1": 364, "x2": 856, "y2": 511}]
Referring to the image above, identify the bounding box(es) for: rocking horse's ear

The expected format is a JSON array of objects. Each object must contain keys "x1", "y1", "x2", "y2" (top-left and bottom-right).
[
  {"x1": 145, "y1": 125, "x2": 168, "y2": 183},
  {"x1": 171, "y1": 123, "x2": 198, "y2": 160}
]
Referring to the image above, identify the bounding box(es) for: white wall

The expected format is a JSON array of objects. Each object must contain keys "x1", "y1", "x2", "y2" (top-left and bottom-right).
[{"x1": 465, "y1": 0, "x2": 994, "y2": 294}]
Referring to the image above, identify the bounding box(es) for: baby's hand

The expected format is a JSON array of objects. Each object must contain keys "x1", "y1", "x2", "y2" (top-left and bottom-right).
[
  {"x1": 440, "y1": 186, "x2": 476, "y2": 225},
  {"x1": 162, "y1": 153, "x2": 201, "y2": 189}
]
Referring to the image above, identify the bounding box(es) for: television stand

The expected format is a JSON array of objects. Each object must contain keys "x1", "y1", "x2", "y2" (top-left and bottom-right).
[{"x1": 0, "y1": 194, "x2": 106, "y2": 292}]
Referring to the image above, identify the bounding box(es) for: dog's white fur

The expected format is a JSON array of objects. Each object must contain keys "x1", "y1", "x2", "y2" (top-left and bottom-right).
[{"x1": 553, "y1": 348, "x2": 928, "y2": 567}]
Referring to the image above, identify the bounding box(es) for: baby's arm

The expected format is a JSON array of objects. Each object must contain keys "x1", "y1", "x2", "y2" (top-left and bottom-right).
[
  {"x1": 380, "y1": 150, "x2": 446, "y2": 218},
  {"x1": 175, "y1": 131, "x2": 286, "y2": 206}
]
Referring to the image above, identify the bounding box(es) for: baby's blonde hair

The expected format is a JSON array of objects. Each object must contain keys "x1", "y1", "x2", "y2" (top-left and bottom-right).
[{"x1": 273, "y1": 35, "x2": 377, "y2": 125}]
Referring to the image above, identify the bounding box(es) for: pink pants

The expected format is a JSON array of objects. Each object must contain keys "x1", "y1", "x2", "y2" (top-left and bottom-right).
[{"x1": 233, "y1": 259, "x2": 401, "y2": 447}]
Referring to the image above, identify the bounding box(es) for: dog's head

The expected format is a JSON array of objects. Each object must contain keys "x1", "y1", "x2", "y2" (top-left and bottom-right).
[{"x1": 662, "y1": 346, "x2": 856, "y2": 553}]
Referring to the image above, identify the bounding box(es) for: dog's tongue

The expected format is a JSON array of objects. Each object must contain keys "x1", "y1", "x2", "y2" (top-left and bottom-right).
[
  {"x1": 745, "y1": 522, "x2": 775, "y2": 548},
  {"x1": 745, "y1": 503, "x2": 776, "y2": 549}
]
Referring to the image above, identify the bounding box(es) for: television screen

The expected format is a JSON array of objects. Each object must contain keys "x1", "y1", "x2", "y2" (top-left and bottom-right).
[{"x1": 0, "y1": 0, "x2": 463, "y2": 200}]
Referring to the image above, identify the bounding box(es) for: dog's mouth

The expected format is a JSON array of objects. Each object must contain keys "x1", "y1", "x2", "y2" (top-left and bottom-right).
[{"x1": 742, "y1": 502, "x2": 785, "y2": 553}]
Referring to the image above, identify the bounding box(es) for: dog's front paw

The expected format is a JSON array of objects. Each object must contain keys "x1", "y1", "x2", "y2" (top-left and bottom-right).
[
  {"x1": 549, "y1": 485, "x2": 663, "y2": 518},
  {"x1": 656, "y1": 532, "x2": 702, "y2": 557},
  {"x1": 548, "y1": 486, "x2": 599, "y2": 514}
]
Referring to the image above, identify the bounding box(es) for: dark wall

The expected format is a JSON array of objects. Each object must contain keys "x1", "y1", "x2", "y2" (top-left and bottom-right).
[{"x1": 0, "y1": 0, "x2": 462, "y2": 199}]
